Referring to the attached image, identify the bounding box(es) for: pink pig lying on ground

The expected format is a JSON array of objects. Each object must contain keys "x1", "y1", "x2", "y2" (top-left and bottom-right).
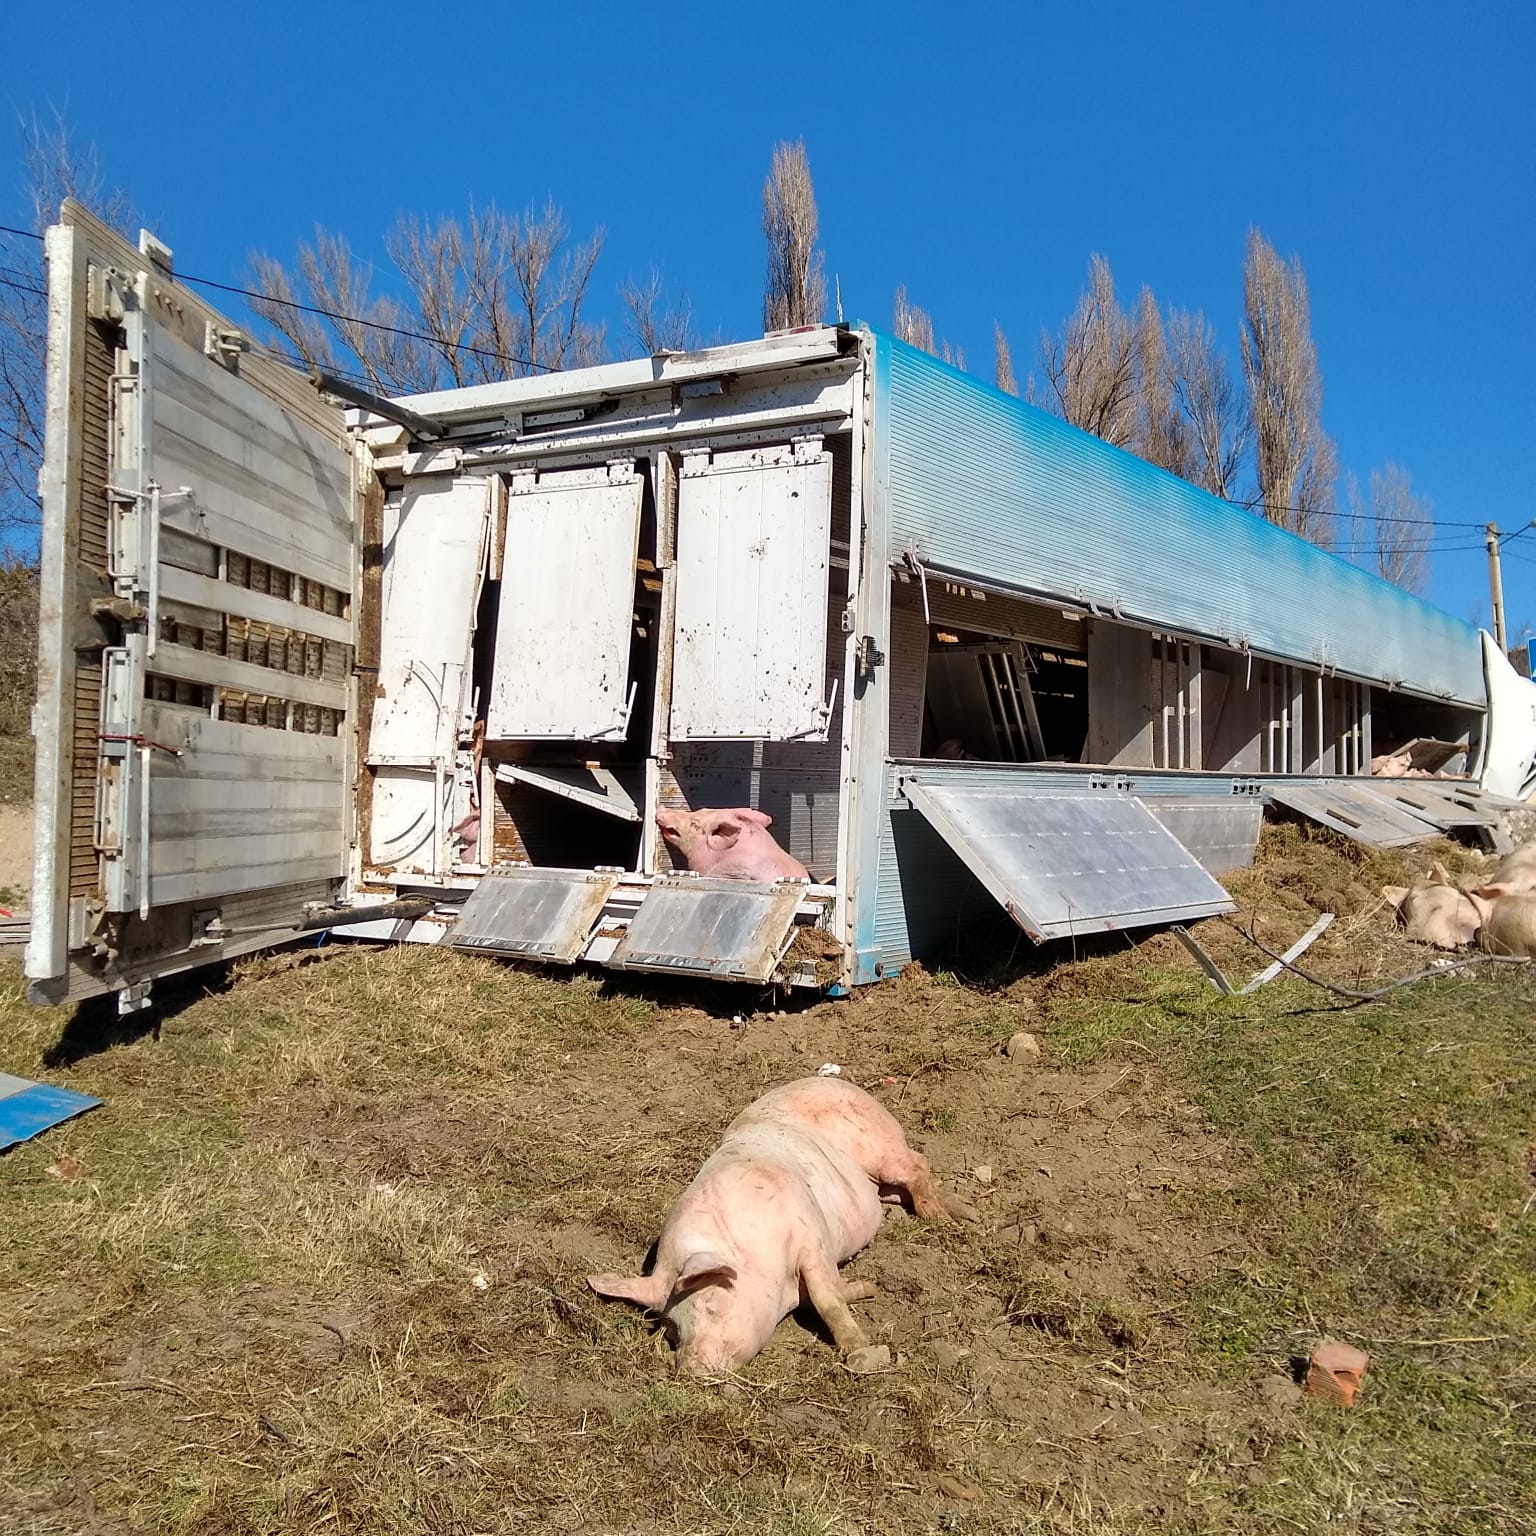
[
  {"x1": 1487, "y1": 841, "x2": 1536, "y2": 896},
  {"x1": 587, "y1": 1077, "x2": 975, "y2": 1376},
  {"x1": 1382, "y1": 866, "x2": 1483, "y2": 950},
  {"x1": 656, "y1": 805, "x2": 811, "y2": 882},
  {"x1": 1469, "y1": 885, "x2": 1536, "y2": 958}
]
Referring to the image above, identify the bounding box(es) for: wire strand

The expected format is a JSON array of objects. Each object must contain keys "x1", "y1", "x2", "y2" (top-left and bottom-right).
[{"x1": 2, "y1": 213, "x2": 1529, "y2": 541}]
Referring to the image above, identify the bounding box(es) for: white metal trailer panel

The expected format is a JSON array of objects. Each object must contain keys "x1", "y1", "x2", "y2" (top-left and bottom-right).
[
  {"x1": 370, "y1": 477, "x2": 487, "y2": 761},
  {"x1": 367, "y1": 476, "x2": 488, "y2": 872},
  {"x1": 27, "y1": 204, "x2": 359, "y2": 1004},
  {"x1": 487, "y1": 463, "x2": 643, "y2": 740},
  {"x1": 670, "y1": 439, "x2": 834, "y2": 741},
  {"x1": 1267, "y1": 782, "x2": 1442, "y2": 848}
]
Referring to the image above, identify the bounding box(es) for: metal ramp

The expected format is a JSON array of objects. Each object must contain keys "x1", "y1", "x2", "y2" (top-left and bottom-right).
[
  {"x1": 606, "y1": 875, "x2": 806, "y2": 980},
  {"x1": 448, "y1": 867, "x2": 621, "y2": 963},
  {"x1": 898, "y1": 776, "x2": 1234, "y2": 943},
  {"x1": 1361, "y1": 780, "x2": 1514, "y2": 854},
  {"x1": 1141, "y1": 796, "x2": 1265, "y2": 875},
  {"x1": 1267, "y1": 781, "x2": 1443, "y2": 848}
]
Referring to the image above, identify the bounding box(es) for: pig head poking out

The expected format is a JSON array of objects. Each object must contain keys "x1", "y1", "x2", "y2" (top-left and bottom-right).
[
  {"x1": 656, "y1": 806, "x2": 810, "y2": 882},
  {"x1": 1382, "y1": 865, "x2": 1482, "y2": 950},
  {"x1": 587, "y1": 1077, "x2": 974, "y2": 1376}
]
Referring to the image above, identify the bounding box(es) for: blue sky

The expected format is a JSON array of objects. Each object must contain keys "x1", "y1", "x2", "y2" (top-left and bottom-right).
[{"x1": 3, "y1": 1, "x2": 1532, "y2": 632}]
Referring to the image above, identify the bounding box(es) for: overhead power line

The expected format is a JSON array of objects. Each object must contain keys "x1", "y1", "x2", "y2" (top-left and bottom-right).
[
  {"x1": 2, "y1": 217, "x2": 558, "y2": 376},
  {"x1": 2, "y1": 217, "x2": 1528, "y2": 544}
]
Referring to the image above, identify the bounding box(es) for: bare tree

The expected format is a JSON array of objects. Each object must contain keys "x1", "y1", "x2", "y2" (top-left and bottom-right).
[
  {"x1": 1131, "y1": 287, "x2": 1195, "y2": 477},
  {"x1": 761, "y1": 140, "x2": 826, "y2": 331},
  {"x1": 1035, "y1": 254, "x2": 1138, "y2": 447},
  {"x1": 1, "y1": 108, "x2": 135, "y2": 542},
  {"x1": 248, "y1": 199, "x2": 606, "y2": 395},
  {"x1": 994, "y1": 323, "x2": 1018, "y2": 396},
  {"x1": 891, "y1": 287, "x2": 965, "y2": 368},
  {"x1": 1167, "y1": 309, "x2": 1250, "y2": 499},
  {"x1": 1241, "y1": 228, "x2": 1336, "y2": 544},
  {"x1": 892, "y1": 286, "x2": 935, "y2": 353},
  {"x1": 619, "y1": 267, "x2": 695, "y2": 355},
  {"x1": 1347, "y1": 462, "x2": 1432, "y2": 594}
]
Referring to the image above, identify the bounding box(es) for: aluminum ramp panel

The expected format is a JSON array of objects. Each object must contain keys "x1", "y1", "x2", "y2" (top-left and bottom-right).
[
  {"x1": 1268, "y1": 782, "x2": 1442, "y2": 848},
  {"x1": 449, "y1": 867, "x2": 621, "y2": 963},
  {"x1": 1141, "y1": 796, "x2": 1265, "y2": 875},
  {"x1": 898, "y1": 778, "x2": 1234, "y2": 943},
  {"x1": 1363, "y1": 780, "x2": 1513, "y2": 852},
  {"x1": 605, "y1": 875, "x2": 805, "y2": 981}
]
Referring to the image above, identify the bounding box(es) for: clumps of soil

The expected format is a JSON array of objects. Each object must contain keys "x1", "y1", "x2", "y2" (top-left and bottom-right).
[{"x1": 784, "y1": 923, "x2": 843, "y2": 986}]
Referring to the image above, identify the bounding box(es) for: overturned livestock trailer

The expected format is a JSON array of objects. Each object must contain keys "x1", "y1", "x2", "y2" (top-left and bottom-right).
[{"x1": 25, "y1": 204, "x2": 1536, "y2": 1010}]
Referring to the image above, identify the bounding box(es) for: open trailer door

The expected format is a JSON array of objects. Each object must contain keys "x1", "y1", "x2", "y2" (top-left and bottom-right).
[
  {"x1": 26, "y1": 203, "x2": 360, "y2": 1009},
  {"x1": 897, "y1": 772, "x2": 1234, "y2": 942}
]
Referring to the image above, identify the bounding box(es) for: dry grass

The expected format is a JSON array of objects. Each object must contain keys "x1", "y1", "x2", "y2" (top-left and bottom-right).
[{"x1": 1, "y1": 823, "x2": 1533, "y2": 1534}]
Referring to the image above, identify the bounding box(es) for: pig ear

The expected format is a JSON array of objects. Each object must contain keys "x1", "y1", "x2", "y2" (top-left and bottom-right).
[
  {"x1": 587, "y1": 1272, "x2": 668, "y2": 1312},
  {"x1": 671, "y1": 1250, "x2": 737, "y2": 1297},
  {"x1": 705, "y1": 812, "x2": 744, "y2": 847},
  {"x1": 738, "y1": 808, "x2": 773, "y2": 828},
  {"x1": 1382, "y1": 885, "x2": 1410, "y2": 910},
  {"x1": 1473, "y1": 883, "x2": 1515, "y2": 900},
  {"x1": 1429, "y1": 863, "x2": 1451, "y2": 885}
]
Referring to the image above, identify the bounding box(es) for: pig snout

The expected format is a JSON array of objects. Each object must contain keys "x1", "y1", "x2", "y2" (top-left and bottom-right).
[{"x1": 655, "y1": 806, "x2": 810, "y2": 882}]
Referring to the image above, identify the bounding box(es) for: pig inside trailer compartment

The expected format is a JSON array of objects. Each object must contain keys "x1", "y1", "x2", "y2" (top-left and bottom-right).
[
  {"x1": 348, "y1": 361, "x2": 860, "y2": 988},
  {"x1": 22, "y1": 200, "x2": 862, "y2": 1015}
]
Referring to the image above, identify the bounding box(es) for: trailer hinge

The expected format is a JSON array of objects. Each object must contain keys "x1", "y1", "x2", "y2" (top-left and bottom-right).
[
  {"x1": 204, "y1": 322, "x2": 245, "y2": 371},
  {"x1": 1089, "y1": 773, "x2": 1134, "y2": 793},
  {"x1": 1230, "y1": 778, "x2": 1264, "y2": 797},
  {"x1": 86, "y1": 265, "x2": 129, "y2": 323},
  {"x1": 117, "y1": 979, "x2": 154, "y2": 1017}
]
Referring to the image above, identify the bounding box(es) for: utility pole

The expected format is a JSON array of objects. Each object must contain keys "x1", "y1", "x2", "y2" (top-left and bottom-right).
[{"x1": 1486, "y1": 523, "x2": 1507, "y2": 651}]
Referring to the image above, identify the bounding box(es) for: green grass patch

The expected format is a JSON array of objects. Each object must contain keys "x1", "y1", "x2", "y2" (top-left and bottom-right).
[
  {"x1": 1, "y1": 852, "x2": 1533, "y2": 1535},
  {"x1": 1041, "y1": 958, "x2": 1536, "y2": 1532}
]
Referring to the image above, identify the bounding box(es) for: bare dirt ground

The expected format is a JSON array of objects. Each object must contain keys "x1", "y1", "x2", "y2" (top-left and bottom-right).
[
  {"x1": 1, "y1": 822, "x2": 1533, "y2": 1534},
  {"x1": 0, "y1": 801, "x2": 31, "y2": 908}
]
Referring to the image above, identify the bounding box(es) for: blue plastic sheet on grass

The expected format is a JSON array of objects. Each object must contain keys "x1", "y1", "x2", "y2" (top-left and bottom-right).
[{"x1": 0, "y1": 1070, "x2": 101, "y2": 1151}]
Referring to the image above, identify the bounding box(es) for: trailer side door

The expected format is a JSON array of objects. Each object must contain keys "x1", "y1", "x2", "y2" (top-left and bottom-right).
[{"x1": 27, "y1": 202, "x2": 361, "y2": 1008}]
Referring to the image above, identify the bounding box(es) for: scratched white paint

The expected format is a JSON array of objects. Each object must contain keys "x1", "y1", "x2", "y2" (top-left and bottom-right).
[
  {"x1": 368, "y1": 475, "x2": 488, "y2": 870},
  {"x1": 670, "y1": 441, "x2": 832, "y2": 740},
  {"x1": 487, "y1": 463, "x2": 643, "y2": 740}
]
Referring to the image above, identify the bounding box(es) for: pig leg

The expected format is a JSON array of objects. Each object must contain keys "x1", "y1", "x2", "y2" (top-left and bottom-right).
[
  {"x1": 799, "y1": 1252, "x2": 872, "y2": 1354},
  {"x1": 876, "y1": 1148, "x2": 979, "y2": 1223}
]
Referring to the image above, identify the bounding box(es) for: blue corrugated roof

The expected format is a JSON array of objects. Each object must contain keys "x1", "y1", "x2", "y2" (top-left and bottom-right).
[{"x1": 872, "y1": 330, "x2": 1485, "y2": 706}]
